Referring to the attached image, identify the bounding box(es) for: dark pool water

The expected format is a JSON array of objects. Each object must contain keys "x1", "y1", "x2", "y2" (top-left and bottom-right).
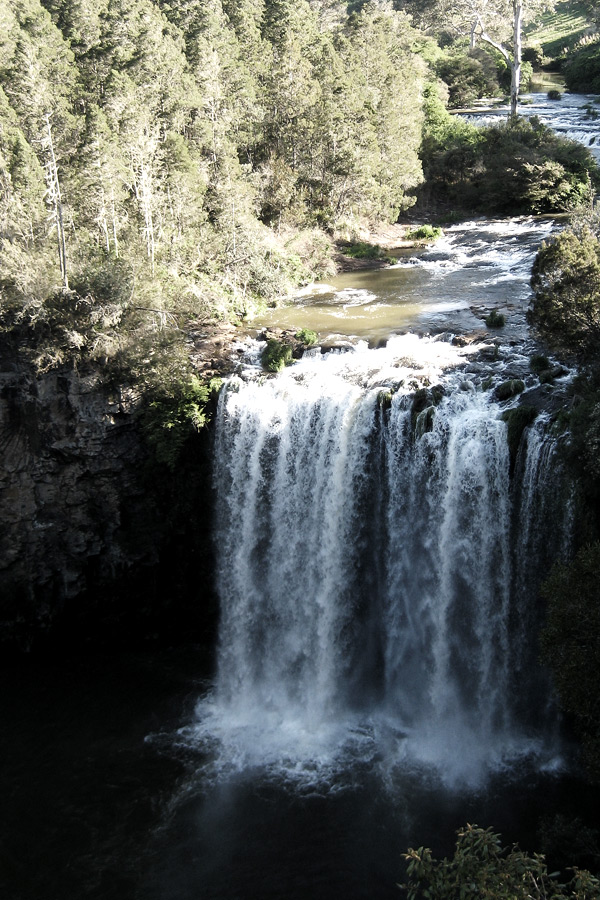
[{"x1": 1, "y1": 648, "x2": 597, "y2": 900}]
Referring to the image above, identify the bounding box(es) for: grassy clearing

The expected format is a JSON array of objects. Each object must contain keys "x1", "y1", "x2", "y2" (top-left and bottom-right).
[{"x1": 525, "y1": 0, "x2": 593, "y2": 59}]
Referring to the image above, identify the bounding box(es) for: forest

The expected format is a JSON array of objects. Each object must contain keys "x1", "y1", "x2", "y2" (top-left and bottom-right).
[{"x1": 2, "y1": 0, "x2": 598, "y2": 396}]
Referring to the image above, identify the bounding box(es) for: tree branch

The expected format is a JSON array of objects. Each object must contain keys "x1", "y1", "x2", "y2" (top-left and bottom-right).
[{"x1": 477, "y1": 28, "x2": 510, "y2": 62}]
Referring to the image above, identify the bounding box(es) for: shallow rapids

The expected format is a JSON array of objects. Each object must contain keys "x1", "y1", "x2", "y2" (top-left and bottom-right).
[{"x1": 257, "y1": 217, "x2": 555, "y2": 343}]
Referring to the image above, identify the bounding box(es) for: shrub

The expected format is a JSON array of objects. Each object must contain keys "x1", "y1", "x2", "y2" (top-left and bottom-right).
[
  {"x1": 421, "y1": 115, "x2": 598, "y2": 215},
  {"x1": 70, "y1": 255, "x2": 134, "y2": 305},
  {"x1": 495, "y1": 379, "x2": 525, "y2": 401},
  {"x1": 402, "y1": 823, "x2": 600, "y2": 900},
  {"x1": 295, "y1": 328, "x2": 318, "y2": 346},
  {"x1": 485, "y1": 309, "x2": 506, "y2": 327},
  {"x1": 529, "y1": 228, "x2": 600, "y2": 362},
  {"x1": 142, "y1": 375, "x2": 222, "y2": 470},
  {"x1": 261, "y1": 338, "x2": 293, "y2": 372},
  {"x1": 340, "y1": 241, "x2": 388, "y2": 260},
  {"x1": 530, "y1": 353, "x2": 551, "y2": 373},
  {"x1": 406, "y1": 225, "x2": 442, "y2": 242},
  {"x1": 523, "y1": 44, "x2": 545, "y2": 67},
  {"x1": 436, "y1": 48, "x2": 504, "y2": 109}
]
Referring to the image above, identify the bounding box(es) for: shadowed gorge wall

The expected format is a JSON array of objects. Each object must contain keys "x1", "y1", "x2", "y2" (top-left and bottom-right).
[{"x1": 0, "y1": 361, "x2": 217, "y2": 652}]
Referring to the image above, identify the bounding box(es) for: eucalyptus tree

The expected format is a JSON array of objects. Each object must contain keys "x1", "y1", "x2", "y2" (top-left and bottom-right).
[
  {"x1": 73, "y1": 105, "x2": 130, "y2": 258},
  {"x1": 0, "y1": 0, "x2": 80, "y2": 290},
  {"x1": 342, "y1": 2, "x2": 424, "y2": 219},
  {"x1": 0, "y1": 85, "x2": 49, "y2": 307},
  {"x1": 433, "y1": 0, "x2": 554, "y2": 115}
]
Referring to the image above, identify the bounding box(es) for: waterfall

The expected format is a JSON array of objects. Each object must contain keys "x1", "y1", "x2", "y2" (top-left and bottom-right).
[{"x1": 201, "y1": 337, "x2": 571, "y2": 788}]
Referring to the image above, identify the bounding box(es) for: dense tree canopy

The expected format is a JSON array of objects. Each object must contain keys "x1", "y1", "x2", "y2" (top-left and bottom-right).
[
  {"x1": 529, "y1": 227, "x2": 600, "y2": 361},
  {"x1": 0, "y1": 0, "x2": 597, "y2": 391},
  {"x1": 0, "y1": 0, "x2": 430, "y2": 360}
]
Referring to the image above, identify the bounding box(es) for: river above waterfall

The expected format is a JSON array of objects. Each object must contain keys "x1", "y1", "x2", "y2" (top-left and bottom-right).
[{"x1": 256, "y1": 217, "x2": 555, "y2": 344}]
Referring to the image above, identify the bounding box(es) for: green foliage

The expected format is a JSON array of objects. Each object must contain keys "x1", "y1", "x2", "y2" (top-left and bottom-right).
[
  {"x1": 295, "y1": 328, "x2": 318, "y2": 346},
  {"x1": 564, "y1": 39, "x2": 600, "y2": 92},
  {"x1": 541, "y1": 542, "x2": 600, "y2": 781},
  {"x1": 421, "y1": 114, "x2": 598, "y2": 216},
  {"x1": 261, "y1": 337, "x2": 293, "y2": 372},
  {"x1": 402, "y1": 823, "x2": 600, "y2": 900},
  {"x1": 70, "y1": 255, "x2": 135, "y2": 306},
  {"x1": 436, "y1": 48, "x2": 506, "y2": 109},
  {"x1": 285, "y1": 228, "x2": 337, "y2": 282},
  {"x1": 529, "y1": 227, "x2": 600, "y2": 362},
  {"x1": 1, "y1": 284, "x2": 128, "y2": 373},
  {"x1": 438, "y1": 50, "x2": 532, "y2": 104},
  {"x1": 523, "y1": 44, "x2": 545, "y2": 67},
  {"x1": 530, "y1": 353, "x2": 551, "y2": 373},
  {"x1": 406, "y1": 225, "x2": 442, "y2": 241},
  {"x1": 495, "y1": 379, "x2": 525, "y2": 401},
  {"x1": 378, "y1": 389, "x2": 393, "y2": 410},
  {"x1": 257, "y1": 0, "x2": 425, "y2": 226},
  {"x1": 501, "y1": 405, "x2": 537, "y2": 462},
  {"x1": 485, "y1": 309, "x2": 506, "y2": 327},
  {"x1": 0, "y1": 0, "x2": 432, "y2": 386},
  {"x1": 341, "y1": 242, "x2": 390, "y2": 260},
  {"x1": 142, "y1": 375, "x2": 222, "y2": 470},
  {"x1": 421, "y1": 81, "x2": 481, "y2": 148}
]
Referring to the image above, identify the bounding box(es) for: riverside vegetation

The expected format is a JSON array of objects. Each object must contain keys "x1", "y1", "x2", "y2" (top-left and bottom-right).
[{"x1": 1, "y1": 0, "x2": 599, "y2": 435}]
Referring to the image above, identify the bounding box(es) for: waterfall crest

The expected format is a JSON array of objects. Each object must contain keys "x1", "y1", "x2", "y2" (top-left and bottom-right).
[{"x1": 201, "y1": 337, "x2": 571, "y2": 788}]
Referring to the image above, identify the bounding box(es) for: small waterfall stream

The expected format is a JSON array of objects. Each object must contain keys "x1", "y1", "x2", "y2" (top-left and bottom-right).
[
  {"x1": 197, "y1": 335, "x2": 572, "y2": 789},
  {"x1": 460, "y1": 91, "x2": 600, "y2": 165}
]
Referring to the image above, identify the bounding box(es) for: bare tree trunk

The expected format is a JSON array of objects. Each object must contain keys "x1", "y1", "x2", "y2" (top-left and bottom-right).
[
  {"x1": 111, "y1": 185, "x2": 119, "y2": 258},
  {"x1": 44, "y1": 114, "x2": 69, "y2": 289},
  {"x1": 470, "y1": 19, "x2": 478, "y2": 51},
  {"x1": 511, "y1": 0, "x2": 524, "y2": 117},
  {"x1": 139, "y1": 159, "x2": 155, "y2": 276}
]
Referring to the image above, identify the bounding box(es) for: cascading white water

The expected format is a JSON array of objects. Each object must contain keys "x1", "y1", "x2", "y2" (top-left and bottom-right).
[
  {"x1": 461, "y1": 92, "x2": 600, "y2": 164},
  {"x1": 198, "y1": 336, "x2": 571, "y2": 788},
  {"x1": 380, "y1": 389, "x2": 513, "y2": 763}
]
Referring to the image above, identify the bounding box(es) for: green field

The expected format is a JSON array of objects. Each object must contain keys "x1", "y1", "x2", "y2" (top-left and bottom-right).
[{"x1": 525, "y1": 0, "x2": 594, "y2": 59}]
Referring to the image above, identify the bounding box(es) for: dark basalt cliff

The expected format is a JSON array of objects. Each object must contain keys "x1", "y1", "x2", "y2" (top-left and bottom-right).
[{"x1": 0, "y1": 364, "x2": 217, "y2": 653}]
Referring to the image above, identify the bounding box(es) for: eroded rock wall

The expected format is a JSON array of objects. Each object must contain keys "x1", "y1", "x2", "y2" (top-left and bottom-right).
[{"x1": 0, "y1": 365, "x2": 216, "y2": 652}]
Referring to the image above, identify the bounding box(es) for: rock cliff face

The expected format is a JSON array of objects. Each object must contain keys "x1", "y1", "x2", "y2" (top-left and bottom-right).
[{"x1": 0, "y1": 364, "x2": 216, "y2": 652}]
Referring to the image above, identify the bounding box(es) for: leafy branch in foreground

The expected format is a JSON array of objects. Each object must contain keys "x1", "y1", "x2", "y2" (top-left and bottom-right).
[
  {"x1": 141, "y1": 374, "x2": 222, "y2": 470},
  {"x1": 401, "y1": 823, "x2": 600, "y2": 899}
]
